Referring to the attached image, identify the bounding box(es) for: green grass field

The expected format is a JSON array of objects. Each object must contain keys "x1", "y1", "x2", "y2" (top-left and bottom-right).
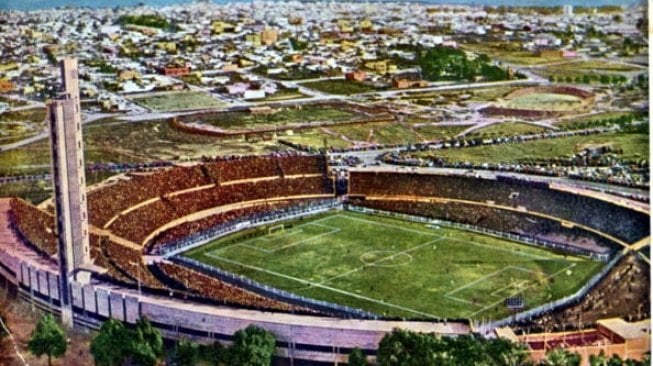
[
  {"x1": 414, "y1": 132, "x2": 648, "y2": 164},
  {"x1": 301, "y1": 80, "x2": 380, "y2": 95},
  {"x1": 469, "y1": 122, "x2": 549, "y2": 137},
  {"x1": 185, "y1": 104, "x2": 359, "y2": 130},
  {"x1": 502, "y1": 93, "x2": 584, "y2": 112},
  {"x1": 131, "y1": 91, "x2": 226, "y2": 112},
  {"x1": 184, "y1": 210, "x2": 603, "y2": 320},
  {"x1": 0, "y1": 108, "x2": 46, "y2": 144}
]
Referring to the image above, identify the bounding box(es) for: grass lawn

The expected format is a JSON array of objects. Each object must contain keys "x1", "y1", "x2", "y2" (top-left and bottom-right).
[
  {"x1": 284, "y1": 123, "x2": 468, "y2": 149},
  {"x1": 260, "y1": 90, "x2": 308, "y2": 102},
  {"x1": 415, "y1": 125, "x2": 468, "y2": 140},
  {"x1": 469, "y1": 122, "x2": 549, "y2": 137},
  {"x1": 0, "y1": 117, "x2": 290, "y2": 176},
  {"x1": 131, "y1": 91, "x2": 226, "y2": 112},
  {"x1": 404, "y1": 86, "x2": 519, "y2": 104},
  {"x1": 187, "y1": 104, "x2": 358, "y2": 130},
  {"x1": 556, "y1": 112, "x2": 636, "y2": 130},
  {"x1": 184, "y1": 210, "x2": 603, "y2": 320},
  {"x1": 413, "y1": 132, "x2": 648, "y2": 164},
  {"x1": 0, "y1": 108, "x2": 46, "y2": 144},
  {"x1": 281, "y1": 130, "x2": 351, "y2": 150},
  {"x1": 502, "y1": 93, "x2": 584, "y2": 112},
  {"x1": 460, "y1": 42, "x2": 561, "y2": 65},
  {"x1": 301, "y1": 79, "x2": 380, "y2": 95},
  {"x1": 329, "y1": 122, "x2": 422, "y2": 145},
  {"x1": 535, "y1": 61, "x2": 642, "y2": 79}
]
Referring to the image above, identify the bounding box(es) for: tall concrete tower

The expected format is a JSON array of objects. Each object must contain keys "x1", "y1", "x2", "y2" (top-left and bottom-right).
[{"x1": 48, "y1": 58, "x2": 91, "y2": 326}]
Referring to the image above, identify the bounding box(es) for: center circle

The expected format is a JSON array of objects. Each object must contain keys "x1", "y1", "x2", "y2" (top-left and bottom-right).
[{"x1": 359, "y1": 250, "x2": 414, "y2": 267}]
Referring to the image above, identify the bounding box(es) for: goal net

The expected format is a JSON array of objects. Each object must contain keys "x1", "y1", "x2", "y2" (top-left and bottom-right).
[{"x1": 268, "y1": 224, "x2": 285, "y2": 235}]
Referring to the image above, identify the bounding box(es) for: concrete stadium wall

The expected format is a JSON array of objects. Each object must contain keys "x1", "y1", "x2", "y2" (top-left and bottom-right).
[{"x1": 0, "y1": 213, "x2": 470, "y2": 363}]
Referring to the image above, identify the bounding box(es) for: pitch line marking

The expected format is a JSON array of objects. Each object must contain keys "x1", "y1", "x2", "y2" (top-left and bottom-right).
[
  {"x1": 318, "y1": 238, "x2": 444, "y2": 286},
  {"x1": 448, "y1": 237, "x2": 564, "y2": 261},
  {"x1": 466, "y1": 262, "x2": 577, "y2": 318},
  {"x1": 204, "y1": 252, "x2": 441, "y2": 319},
  {"x1": 212, "y1": 215, "x2": 340, "y2": 254},
  {"x1": 259, "y1": 228, "x2": 304, "y2": 242},
  {"x1": 331, "y1": 214, "x2": 441, "y2": 238},
  {"x1": 237, "y1": 226, "x2": 341, "y2": 254}
]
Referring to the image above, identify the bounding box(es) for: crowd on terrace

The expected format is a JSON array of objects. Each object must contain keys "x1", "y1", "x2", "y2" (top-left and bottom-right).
[
  {"x1": 157, "y1": 262, "x2": 299, "y2": 312},
  {"x1": 87, "y1": 154, "x2": 328, "y2": 227},
  {"x1": 348, "y1": 171, "x2": 649, "y2": 244},
  {"x1": 109, "y1": 176, "x2": 333, "y2": 244},
  {"x1": 9, "y1": 199, "x2": 57, "y2": 257}
]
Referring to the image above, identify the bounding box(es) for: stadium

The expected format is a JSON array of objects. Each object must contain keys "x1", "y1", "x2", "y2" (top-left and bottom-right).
[
  {"x1": 481, "y1": 86, "x2": 595, "y2": 119},
  {"x1": 0, "y1": 153, "x2": 649, "y2": 363}
]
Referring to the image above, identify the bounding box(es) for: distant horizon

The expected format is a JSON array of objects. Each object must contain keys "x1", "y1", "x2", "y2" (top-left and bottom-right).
[{"x1": 0, "y1": 0, "x2": 645, "y2": 12}]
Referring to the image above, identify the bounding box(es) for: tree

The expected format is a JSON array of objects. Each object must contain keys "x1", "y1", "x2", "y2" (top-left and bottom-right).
[
  {"x1": 543, "y1": 347, "x2": 581, "y2": 366},
  {"x1": 589, "y1": 351, "x2": 609, "y2": 366},
  {"x1": 131, "y1": 318, "x2": 164, "y2": 366},
  {"x1": 90, "y1": 319, "x2": 133, "y2": 366},
  {"x1": 27, "y1": 314, "x2": 67, "y2": 366},
  {"x1": 348, "y1": 347, "x2": 368, "y2": 366},
  {"x1": 487, "y1": 337, "x2": 530, "y2": 366},
  {"x1": 174, "y1": 339, "x2": 199, "y2": 366},
  {"x1": 377, "y1": 328, "x2": 442, "y2": 366},
  {"x1": 229, "y1": 325, "x2": 277, "y2": 366},
  {"x1": 199, "y1": 341, "x2": 229, "y2": 365}
]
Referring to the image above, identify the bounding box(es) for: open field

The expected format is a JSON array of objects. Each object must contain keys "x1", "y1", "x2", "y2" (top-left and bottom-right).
[
  {"x1": 0, "y1": 108, "x2": 46, "y2": 144},
  {"x1": 412, "y1": 131, "x2": 648, "y2": 164},
  {"x1": 534, "y1": 60, "x2": 643, "y2": 79},
  {"x1": 460, "y1": 42, "x2": 561, "y2": 65},
  {"x1": 281, "y1": 131, "x2": 352, "y2": 150},
  {"x1": 185, "y1": 210, "x2": 603, "y2": 320},
  {"x1": 260, "y1": 89, "x2": 309, "y2": 102},
  {"x1": 130, "y1": 91, "x2": 226, "y2": 112},
  {"x1": 401, "y1": 86, "x2": 520, "y2": 105},
  {"x1": 301, "y1": 79, "x2": 380, "y2": 95},
  {"x1": 556, "y1": 111, "x2": 640, "y2": 130},
  {"x1": 184, "y1": 104, "x2": 359, "y2": 130},
  {"x1": 283, "y1": 123, "x2": 467, "y2": 149},
  {"x1": 501, "y1": 92, "x2": 584, "y2": 112},
  {"x1": 0, "y1": 117, "x2": 290, "y2": 176},
  {"x1": 469, "y1": 122, "x2": 549, "y2": 137}
]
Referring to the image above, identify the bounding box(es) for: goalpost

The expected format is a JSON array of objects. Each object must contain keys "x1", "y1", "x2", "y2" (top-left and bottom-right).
[{"x1": 268, "y1": 224, "x2": 285, "y2": 235}]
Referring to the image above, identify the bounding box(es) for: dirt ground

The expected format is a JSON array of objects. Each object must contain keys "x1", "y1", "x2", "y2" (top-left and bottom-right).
[{"x1": 0, "y1": 283, "x2": 94, "y2": 366}]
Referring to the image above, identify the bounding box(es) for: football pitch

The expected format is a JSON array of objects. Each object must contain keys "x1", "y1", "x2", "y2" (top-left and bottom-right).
[{"x1": 183, "y1": 211, "x2": 603, "y2": 320}]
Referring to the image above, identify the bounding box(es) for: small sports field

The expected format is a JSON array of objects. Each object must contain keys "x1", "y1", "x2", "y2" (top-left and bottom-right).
[
  {"x1": 502, "y1": 92, "x2": 584, "y2": 112},
  {"x1": 183, "y1": 211, "x2": 603, "y2": 320}
]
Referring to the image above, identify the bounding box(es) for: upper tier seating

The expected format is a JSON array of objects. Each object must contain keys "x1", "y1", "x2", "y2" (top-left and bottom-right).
[{"x1": 348, "y1": 172, "x2": 649, "y2": 243}]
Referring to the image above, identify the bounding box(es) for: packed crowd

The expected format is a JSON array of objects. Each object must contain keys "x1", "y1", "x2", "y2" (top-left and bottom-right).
[
  {"x1": 148, "y1": 200, "x2": 315, "y2": 251},
  {"x1": 88, "y1": 154, "x2": 328, "y2": 227},
  {"x1": 200, "y1": 154, "x2": 328, "y2": 181},
  {"x1": 347, "y1": 198, "x2": 613, "y2": 255},
  {"x1": 109, "y1": 176, "x2": 333, "y2": 244},
  {"x1": 88, "y1": 166, "x2": 212, "y2": 227},
  {"x1": 348, "y1": 172, "x2": 649, "y2": 244},
  {"x1": 8, "y1": 198, "x2": 57, "y2": 257},
  {"x1": 515, "y1": 254, "x2": 650, "y2": 333},
  {"x1": 103, "y1": 239, "x2": 165, "y2": 289},
  {"x1": 157, "y1": 262, "x2": 299, "y2": 311}
]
